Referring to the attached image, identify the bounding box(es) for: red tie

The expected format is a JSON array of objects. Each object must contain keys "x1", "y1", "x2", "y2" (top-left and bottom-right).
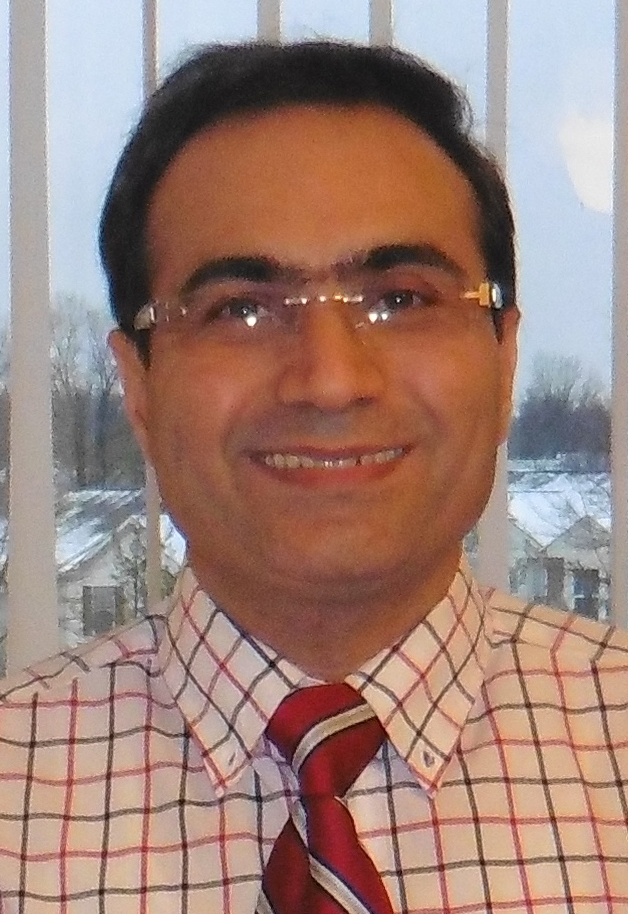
[{"x1": 257, "y1": 683, "x2": 394, "y2": 914}]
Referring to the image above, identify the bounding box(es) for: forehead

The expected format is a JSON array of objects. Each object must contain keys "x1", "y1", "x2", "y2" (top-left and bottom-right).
[{"x1": 146, "y1": 104, "x2": 483, "y2": 289}]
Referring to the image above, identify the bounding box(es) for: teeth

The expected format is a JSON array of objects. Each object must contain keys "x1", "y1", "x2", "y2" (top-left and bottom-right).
[
  {"x1": 374, "y1": 449, "x2": 398, "y2": 464},
  {"x1": 260, "y1": 448, "x2": 403, "y2": 470}
]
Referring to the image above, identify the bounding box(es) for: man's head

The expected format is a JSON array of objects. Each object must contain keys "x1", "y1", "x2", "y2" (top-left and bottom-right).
[
  {"x1": 102, "y1": 41, "x2": 519, "y2": 674},
  {"x1": 100, "y1": 41, "x2": 515, "y2": 351}
]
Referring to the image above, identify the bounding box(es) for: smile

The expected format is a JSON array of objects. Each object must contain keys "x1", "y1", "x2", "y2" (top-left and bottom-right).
[{"x1": 258, "y1": 447, "x2": 405, "y2": 470}]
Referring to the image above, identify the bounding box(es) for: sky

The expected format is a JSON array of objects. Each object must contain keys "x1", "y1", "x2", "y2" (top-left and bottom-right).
[{"x1": 0, "y1": 0, "x2": 616, "y2": 397}]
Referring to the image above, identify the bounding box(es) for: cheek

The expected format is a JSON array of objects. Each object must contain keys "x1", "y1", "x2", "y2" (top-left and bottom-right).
[
  {"x1": 145, "y1": 350, "x2": 266, "y2": 469},
  {"x1": 397, "y1": 341, "x2": 475, "y2": 409},
  {"x1": 398, "y1": 343, "x2": 504, "y2": 453}
]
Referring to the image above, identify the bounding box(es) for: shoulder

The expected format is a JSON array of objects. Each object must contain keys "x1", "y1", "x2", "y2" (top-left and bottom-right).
[
  {"x1": 0, "y1": 603, "x2": 177, "y2": 846},
  {"x1": 482, "y1": 586, "x2": 628, "y2": 669},
  {"x1": 0, "y1": 606, "x2": 168, "y2": 707}
]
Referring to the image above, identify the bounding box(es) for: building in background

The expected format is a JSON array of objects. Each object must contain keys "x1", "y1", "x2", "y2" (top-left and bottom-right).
[{"x1": 0, "y1": 489, "x2": 185, "y2": 676}]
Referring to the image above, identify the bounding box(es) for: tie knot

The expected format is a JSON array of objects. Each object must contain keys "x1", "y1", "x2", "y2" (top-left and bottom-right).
[{"x1": 266, "y1": 684, "x2": 385, "y2": 798}]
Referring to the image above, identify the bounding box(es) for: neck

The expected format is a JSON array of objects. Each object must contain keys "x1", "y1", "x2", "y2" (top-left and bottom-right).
[{"x1": 189, "y1": 550, "x2": 461, "y2": 680}]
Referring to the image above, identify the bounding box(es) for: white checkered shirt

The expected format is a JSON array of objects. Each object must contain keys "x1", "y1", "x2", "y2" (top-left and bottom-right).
[{"x1": 0, "y1": 561, "x2": 627, "y2": 912}]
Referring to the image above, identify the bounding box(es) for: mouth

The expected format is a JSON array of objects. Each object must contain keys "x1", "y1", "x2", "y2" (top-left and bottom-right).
[
  {"x1": 248, "y1": 446, "x2": 410, "y2": 489},
  {"x1": 257, "y1": 446, "x2": 405, "y2": 470}
]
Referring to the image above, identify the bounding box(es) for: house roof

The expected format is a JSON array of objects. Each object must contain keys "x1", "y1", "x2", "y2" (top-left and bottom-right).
[
  {"x1": 0, "y1": 488, "x2": 186, "y2": 577},
  {"x1": 508, "y1": 469, "x2": 610, "y2": 548}
]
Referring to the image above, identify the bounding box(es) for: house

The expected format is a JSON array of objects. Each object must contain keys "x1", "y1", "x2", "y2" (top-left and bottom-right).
[
  {"x1": 0, "y1": 488, "x2": 186, "y2": 673},
  {"x1": 54, "y1": 488, "x2": 186, "y2": 646},
  {"x1": 507, "y1": 465, "x2": 610, "y2": 619}
]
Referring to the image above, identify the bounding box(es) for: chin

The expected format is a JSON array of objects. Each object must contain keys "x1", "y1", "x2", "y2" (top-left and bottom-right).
[{"x1": 269, "y1": 541, "x2": 414, "y2": 594}]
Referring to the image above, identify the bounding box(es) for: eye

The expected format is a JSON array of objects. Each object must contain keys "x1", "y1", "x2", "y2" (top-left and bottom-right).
[
  {"x1": 194, "y1": 292, "x2": 273, "y2": 330},
  {"x1": 218, "y1": 296, "x2": 267, "y2": 328},
  {"x1": 366, "y1": 287, "x2": 438, "y2": 325}
]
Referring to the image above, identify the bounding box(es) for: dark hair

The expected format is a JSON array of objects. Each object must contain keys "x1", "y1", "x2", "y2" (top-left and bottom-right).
[{"x1": 99, "y1": 40, "x2": 516, "y2": 353}]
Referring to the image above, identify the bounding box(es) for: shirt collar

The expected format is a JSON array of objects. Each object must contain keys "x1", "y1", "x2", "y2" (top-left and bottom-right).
[
  {"x1": 349, "y1": 559, "x2": 493, "y2": 795},
  {"x1": 157, "y1": 568, "x2": 305, "y2": 795},
  {"x1": 158, "y1": 560, "x2": 492, "y2": 797}
]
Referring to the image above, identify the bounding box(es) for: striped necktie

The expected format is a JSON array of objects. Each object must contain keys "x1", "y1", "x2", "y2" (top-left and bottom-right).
[{"x1": 257, "y1": 683, "x2": 394, "y2": 914}]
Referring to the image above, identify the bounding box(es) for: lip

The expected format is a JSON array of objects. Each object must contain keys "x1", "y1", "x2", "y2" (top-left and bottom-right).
[{"x1": 248, "y1": 445, "x2": 411, "y2": 488}]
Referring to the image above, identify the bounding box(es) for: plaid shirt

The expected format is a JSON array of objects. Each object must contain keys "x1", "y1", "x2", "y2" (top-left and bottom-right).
[{"x1": 0, "y1": 562, "x2": 627, "y2": 913}]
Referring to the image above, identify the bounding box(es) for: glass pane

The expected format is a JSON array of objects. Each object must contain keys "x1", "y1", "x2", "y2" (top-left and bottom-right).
[
  {"x1": 394, "y1": 0, "x2": 487, "y2": 122},
  {"x1": 507, "y1": 0, "x2": 614, "y2": 620},
  {"x1": 47, "y1": 1, "x2": 149, "y2": 653},
  {"x1": 282, "y1": 0, "x2": 369, "y2": 43},
  {"x1": 158, "y1": 0, "x2": 257, "y2": 73}
]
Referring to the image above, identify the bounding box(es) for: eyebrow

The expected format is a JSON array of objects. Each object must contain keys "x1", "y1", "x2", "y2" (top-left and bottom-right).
[
  {"x1": 359, "y1": 243, "x2": 464, "y2": 277},
  {"x1": 181, "y1": 255, "x2": 296, "y2": 295},
  {"x1": 180, "y1": 243, "x2": 464, "y2": 295}
]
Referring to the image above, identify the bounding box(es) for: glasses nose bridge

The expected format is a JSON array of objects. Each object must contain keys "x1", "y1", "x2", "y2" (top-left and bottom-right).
[
  {"x1": 283, "y1": 289, "x2": 365, "y2": 333},
  {"x1": 276, "y1": 289, "x2": 384, "y2": 408}
]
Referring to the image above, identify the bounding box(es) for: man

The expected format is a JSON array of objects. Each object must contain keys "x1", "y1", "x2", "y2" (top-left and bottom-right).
[{"x1": 0, "y1": 40, "x2": 626, "y2": 912}]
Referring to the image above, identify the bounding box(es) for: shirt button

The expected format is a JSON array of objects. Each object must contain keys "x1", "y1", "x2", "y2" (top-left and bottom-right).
[{"x1": 422, "y1": 750, "x2": 435, "y2": 768}]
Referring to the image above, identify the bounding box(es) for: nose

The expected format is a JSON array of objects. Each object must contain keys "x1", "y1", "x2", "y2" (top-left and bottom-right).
[{"x1": 275, "y1": 302, "x2": 385, "y2": 410}]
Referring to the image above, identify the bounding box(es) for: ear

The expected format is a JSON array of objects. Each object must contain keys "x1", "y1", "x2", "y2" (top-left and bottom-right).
[
  {"x1": 108, "y1": 330, "x2": 153, "y2": 463},
  {"x1": 496, "y1": 306, "x2": 520, "y2": 444}
]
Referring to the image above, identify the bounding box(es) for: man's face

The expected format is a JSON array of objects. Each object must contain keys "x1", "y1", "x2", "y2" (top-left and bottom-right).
[{"x1": 112, "y1": 104, "x2": 518, "y2": 615}]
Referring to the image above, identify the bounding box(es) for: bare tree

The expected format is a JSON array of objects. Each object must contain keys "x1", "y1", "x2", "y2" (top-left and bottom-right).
[
  {"x1": 85, "y1": 309, "x2": 122, "y2": 485},
  {"x1": 112, "y1": 517, "x2": 176, "y2": 619},
  {"x1": 51, "y1": 294, "x2": 144, "y2": 489},
  {"x1": 51, "y1": 295, "x2": 94, "y2": 488},
  {"x1": 510, "y1": 353, "x2": 610, "y2": 467}
]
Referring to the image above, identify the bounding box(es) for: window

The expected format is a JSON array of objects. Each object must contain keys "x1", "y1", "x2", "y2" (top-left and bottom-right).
[
  {"x1": 507, "y1": 0, "x2": 615, "y2": 618},
  {"x1": 82, "y1": 585, "x2": 125, "y2": 636},
  {"x1": 573, "y1": 568, "x2": 602, "y2": 620},
  {"x1": 2, "y1": 1, "x2": 625, "y2": 675}
]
